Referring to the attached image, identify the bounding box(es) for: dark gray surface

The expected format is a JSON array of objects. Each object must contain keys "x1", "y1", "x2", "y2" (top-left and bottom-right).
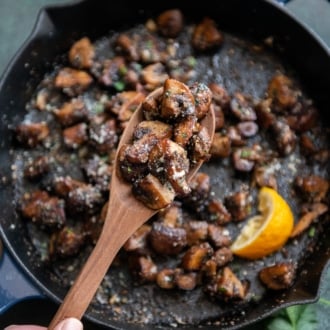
[{"x1": 0, "y1": 0, "x2": 329, "y2": 329}]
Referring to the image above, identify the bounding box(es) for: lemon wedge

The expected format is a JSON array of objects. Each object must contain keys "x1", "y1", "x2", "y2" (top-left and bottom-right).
[{"x1": 231, "y1": 187, "x2": 294, "y2": 259}]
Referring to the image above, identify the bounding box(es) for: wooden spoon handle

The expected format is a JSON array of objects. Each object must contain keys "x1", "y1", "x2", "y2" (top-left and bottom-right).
[
  {"x1": 48, "y1": 196, "x2": 152, "y2": 329},
  {"x1": 48, "y1": 227, "x2": 119, "y2": 328}
]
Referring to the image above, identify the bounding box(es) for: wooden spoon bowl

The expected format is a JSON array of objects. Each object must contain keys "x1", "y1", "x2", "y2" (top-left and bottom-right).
[{"x1": 49, "y1": 87, "x2": 215, "y2": 329}]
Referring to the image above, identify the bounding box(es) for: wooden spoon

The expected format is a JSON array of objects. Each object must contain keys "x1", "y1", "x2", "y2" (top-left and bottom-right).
[{"x1": 49, "y1": 87, "x2": 215, "y2": 329}]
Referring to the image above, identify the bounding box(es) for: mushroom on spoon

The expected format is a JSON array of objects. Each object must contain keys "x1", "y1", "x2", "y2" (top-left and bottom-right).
[{"x1": 49, "y1": 79, "x2": 215, "y2": 329}]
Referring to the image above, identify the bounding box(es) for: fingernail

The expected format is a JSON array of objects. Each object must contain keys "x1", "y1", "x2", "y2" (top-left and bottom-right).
[{"x1": 54, "y1": 318, "x2": 83, "y2": 330}]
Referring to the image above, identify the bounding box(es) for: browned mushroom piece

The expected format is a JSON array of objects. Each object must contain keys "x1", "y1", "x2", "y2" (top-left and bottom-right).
[
  {"x1": 224, "y1": 190, "x2": 252, "y2": 222},
  {"x1": 52, "y1": 176, "x2": 104, "y2": 215},
  {"x1": 208, "y1": 83, "x2": 231, "y2": 111},
  {"x1": 81, "y1": 156, "x2": 112, "y2": 193},
  {"x1": 141, "y1": 89, "x2": 162, "y2": 120},
  {"x1": 97, "y1": 56, "x2": 127, "y2": 88},
  {"x1": 123, "y1": 224, "x2": 152, "y2": 253},
  {"x1": 117, "y1": 144, "x2": 149, "y2": 182},
  {"x1": 54, "y1": 67, "x2": 93, "y2": 96},
  {"x1": 149, "y1": 222, "x2": 187, "y2": 255},
  {"x1": 207, "y1": 198, "x2": 232, "y2": 225},
  {"x1": 271, "y1": 119, "x2": 297, "y2": 156},
  {"x1": 161, "y1": 78, "x2": 195, "y2": 119},
  {"x1": 267, "y1": 74, "x2": 298, "y2": 111},
  {"x1": 133, "y1": 174, "x2": 176, "y2": 210},
  {"x1": 24, "y1": 155, "x2": 51, "y2": 180},
  {"x1": 157, "y1": 202, "x2": 183, "y2": 227},
  {"x1": 175, "y1": 271, "x2": 198, "y2": 291},
  {"x1": 290, "y1": 203, "x2": 328, "y2": 238},
  {"x1": 286, "y1": 104, "x2": 318, "y2": 133},
  {"x1": 207, "y1": 224, "x2": 231, "y2": 248},
  {"x1": 52, "y1": 176, "x2": 85, "y2": 197},
  {"x1": 232, "y1": 148, "x2": 255, "y2": 172},
  {"x1": 167, "y1": 56, "x2": 197, "y2": 83},
  {"x1": 89, "y1": 119, "x2": 118, "y2": 154},
  {"x1": 227, "y1": 126, "x2": 246, "y2": 146},
  {"x1": 202, "y1": 259, "x2": 217, "y2": 278},
  {"x1": 115, "y1": 34, "x2": 139, "y2": 62},
  {"x1": 255, "y1": 98, "x2": 275, "y2": 129},
  {"x1": 252, "y1": 165, "x2": 278, "y2": 190},
  {"x1": 173, "y1": 115, "x2": 197, "y2": 147},
  {"x1": 188, "y1": 172, "x2": 211, "y2": 198},
  {"x1": 35, "y1": 87, "x2": 60, "y2": 111},
  {"x1": 156, "y1": 268, "x2": 176, "y2": 289},
  {"x1": 185, "y1": 220, "x2": 209, "y2": 246},
  {"x1": 313, "y1": 149, "x2": 330, "y2": 164},
  {"x1": 149, "y1": 138, "x2": 191, "y2": 196},
  {"x1": 128, "y1": 255, "x2": 158, "y2": 283},
  {"x1": 181, "y1": 242, "x2": 213, "y2": 271},
  {"x1": 123, "y1": 134, "x2": 159, "y2": 165},
  {"x1": 69, "y1": 37, "x2": 95, "y2": 69},
  {"x1": 49, "y1": 226, "x2": 86, "y2": 259},
  {"x1": 213, "y1": 247, "x2": 233, "y2": 267},
  {"x1": 189, "y1": 126, "x2": 212, "y2": 163},
  {"x1": 63, "y1": 122, "x2": 88, "y2": 149},
  {"x1": 54, "y1": 98, "x2": 88, "y2": 127},
  {"x1": 207, "y1": 267, "x2": 247, "y2": 301},
  {"x1": 230, "y1": 92, "x2": 257, "y2": 122},
  {"x1": 156, "y1": 9, "x2": 184, "y2": 38},
  {"x1": 141, "y1": 62, "x2": 169, "y2": 91},
  {"x1": 192, "y1": 17, "x2": 224, "y2": 51},
  {"x1": 294, "y1": 174, "x2": 329, "y2": 203},
  {"x1": 189, "y1": 82, "x2": 213, "y2": 119},
  {"x1": 138, "y1": 34, "x2": 164, "y2": 64},
  {"x1": 133, "y1": 120, "x2": 172, "y2": 140},
  {"x1": 299, "y1": 134, "x2": 317, "y2": 156},
  {"x1": 66, "y1": 184, "x2": 104, "y2": 216},
  {"x1": 210, "y1": 133, "x2": 231, "y2": 158},
  {"x1": 237, "y1": 121, "x2": 258, "y2": 138},
  {"x1": 180, "y1": 172, "x2": 211, "y2": 215},
  {"x1": 259, "y1": 262, "x2": 296, "y2": 290},
  {"x1": 20, "y1": 190, "x2": 65, "y2": 229},
  {"x1": 15, "y1": 122, "x2": 50, "y2": 148}
]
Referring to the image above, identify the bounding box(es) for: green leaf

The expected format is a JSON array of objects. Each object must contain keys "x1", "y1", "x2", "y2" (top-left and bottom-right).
[
  {"x1": 286, "y1": 305, "x2": 301, "y2": 325},
  {"x1": 267, "y1": 317, "x2": 292, "y2": 330},
  {"x1": 266, "y1": 305, "x2": 317, "y2": 330},
  {"x1": 319, "y1": 297, "x2": 330, "y2": 306},
  {"x1": 295, "y1": 305, "x2": 317, "y2": 330}
]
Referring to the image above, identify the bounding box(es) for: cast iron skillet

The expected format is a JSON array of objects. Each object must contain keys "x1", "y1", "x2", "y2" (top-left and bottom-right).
[{"x1": 0, "y1": 0, "x2": 330, "y2": 329}]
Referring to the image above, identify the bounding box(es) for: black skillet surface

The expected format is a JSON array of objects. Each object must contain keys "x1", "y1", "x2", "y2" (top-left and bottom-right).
[{"x1": 0, "y1": 0, "x2": 330, "y2": 329}]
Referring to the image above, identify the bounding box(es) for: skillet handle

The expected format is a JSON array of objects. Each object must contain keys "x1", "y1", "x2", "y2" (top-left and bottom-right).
[{"x1": 0, "y1": 248, "x2": 43, "y2": 314}]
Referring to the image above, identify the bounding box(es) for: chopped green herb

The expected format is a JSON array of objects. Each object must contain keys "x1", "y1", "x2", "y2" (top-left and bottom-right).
[
  {"x1": 113, "y1": 80, "x2": 126, "y2": 92},
  {"x1": 119, "y1": 65, "x2": 128, "y2": 76},
  {"x1": 218, "y1": 286, "x2": 227, "y2": 294},
  {"x1": 145, "y1": 40, "x2": 153, "y2": 49},
  {"x1": 241, "y1": 149, "x2": 252, "y2": 158},
  {"x1": 308, "y1": 226, "x2": 316, "y2": 238},
  {"x1": 165, "y1": 90, "x2": 171, "y2": 98},
  {"x1": 93, "y1": 102, "x2": 105, "y2": 114},
  {"x1": 186, "y1": 56, "x2": 197, "y2": 68}
]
